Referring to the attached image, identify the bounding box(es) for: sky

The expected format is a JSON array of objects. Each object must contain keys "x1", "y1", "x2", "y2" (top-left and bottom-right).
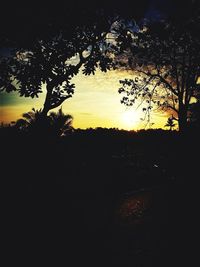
[
  {"x1": 0, "y1": 69, "x2": 169, "y2": 130},
  {"x1": 1, "y1": 0, "x2": 193, "y2": 130}
]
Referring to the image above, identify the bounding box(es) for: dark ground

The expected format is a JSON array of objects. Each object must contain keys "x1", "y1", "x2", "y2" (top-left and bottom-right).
[{"x1": 1, "y1": 128, "x2": 199, "y2": 266}]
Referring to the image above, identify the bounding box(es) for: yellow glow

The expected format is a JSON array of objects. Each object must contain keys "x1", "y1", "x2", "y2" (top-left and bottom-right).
[
  {"x1": 121, "y1": 109, "x2": 141, "y2": 130},
  {"x1": 0, "y1": 69, "x2": 169, "y2": 129}
]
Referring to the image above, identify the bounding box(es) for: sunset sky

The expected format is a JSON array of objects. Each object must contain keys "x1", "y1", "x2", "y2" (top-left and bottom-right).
[
  {"x1": 1, "y1": 0, "x2": 193, "y2": 131},
  {"x1": 0, "y1": 68, "x2": 169, "y2": 130}
]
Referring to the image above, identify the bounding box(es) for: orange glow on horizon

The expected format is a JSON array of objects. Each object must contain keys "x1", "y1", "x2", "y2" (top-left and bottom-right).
[{"x1": 0, "y1": 69, "x2": 169, "y2": 130}]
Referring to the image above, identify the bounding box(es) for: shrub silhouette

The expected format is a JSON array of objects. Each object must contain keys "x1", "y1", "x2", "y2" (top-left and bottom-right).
[
  {"x1": 14, "y1": 107, "x2": 73, "y2": 137},
  {"x1": 164, "y1": 117, "x2": 176, "y2": 131}
]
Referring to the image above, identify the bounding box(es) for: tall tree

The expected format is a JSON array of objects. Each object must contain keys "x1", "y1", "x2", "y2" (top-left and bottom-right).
[
  {"x1": 116, "y1": 10, "x2": 200, "y2": 132},
  {"x1": 0, "y1": 21, "x2": 114, "y2": 116},
  {"x1": 0, "y1": 2, "x2": 149, "y2": 116}
]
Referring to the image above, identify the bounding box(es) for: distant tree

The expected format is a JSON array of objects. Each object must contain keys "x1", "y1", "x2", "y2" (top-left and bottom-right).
[
  {"x1": 116, "y1": 12, "x2": 200, "y2": 132},
  {"x1": 49, "y1": 108, "x2": 73, "y2": 137},
  {"x1": 165, "y1": 117, "x2": 176, "y2": 131},
  {"x1": 14, "y1": 108, "x2": 44, "y2": 131}
]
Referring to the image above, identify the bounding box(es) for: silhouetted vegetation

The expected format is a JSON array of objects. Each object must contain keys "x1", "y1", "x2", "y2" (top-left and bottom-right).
[
  {"x1": 1, "y1": 121, "x2": 197, "y2": 189},
  {"x1": 1, "y1": 120, "x2": 199, "y2": 266},
  {"x1": 165, "y1": 116, "x2": 177, "y2": 130},
  {"x1": 0, "y1": 23, "x2": 114, "y2": 116},
  {"x1": 116, "y1": 8, "x2": 200, "y2": 132},
  {"x1": 1, "y1": 1, "x2": 200, "y2": 266},
  {"x1": 0, "y1": 1, "x2": 149, "y2": 117},
  {"x1": 14, "y1": 107, "x2": 73, "y2": 137}
]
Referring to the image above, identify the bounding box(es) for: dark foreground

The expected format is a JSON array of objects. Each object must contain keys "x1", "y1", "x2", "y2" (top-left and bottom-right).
[{"x1": 2, "y1": 128, "x2": 199, "y2": 266}]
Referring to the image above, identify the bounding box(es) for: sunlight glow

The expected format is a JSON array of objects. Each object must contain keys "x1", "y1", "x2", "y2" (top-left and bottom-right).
[
  {"x1": 0, "y1": 69, "x2": 169, "y2": 129},
  {"x1": 121, "y1": 109, "x2": 141, "y2": 130}
]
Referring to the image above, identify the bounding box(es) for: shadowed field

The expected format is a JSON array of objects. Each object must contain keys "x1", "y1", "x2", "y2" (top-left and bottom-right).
[{"x1": 2, "y1": 128, "x2": 198, "y2": 266}]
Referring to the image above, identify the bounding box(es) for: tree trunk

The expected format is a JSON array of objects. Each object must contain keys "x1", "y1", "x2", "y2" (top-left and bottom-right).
[
  {"x1": 42, "y1": 84, "x2": 53, "y2": 117},
  {"x1": 42, "y1": 105, "x2": 49, "y2": 117},
  {"x1": 178, "y1": 105, "x2": 188, "y2": 133}
]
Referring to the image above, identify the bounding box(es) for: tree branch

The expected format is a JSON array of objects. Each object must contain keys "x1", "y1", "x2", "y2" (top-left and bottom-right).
[
  {"x1": 50, "y1": 95, "x2": 72, "y2": 109},
  {"x1": 138, "y1": 69, "x2": 179, "y2": 96},
  {"x1": 167, "y1": 105, "x2": 178, "y2": 113},
  {"x1": 172, "y1": 48, "x2": 180, "y2": 94},
  {"x1": 54, "y1": 32, "x2": 108, "y2": 87}
]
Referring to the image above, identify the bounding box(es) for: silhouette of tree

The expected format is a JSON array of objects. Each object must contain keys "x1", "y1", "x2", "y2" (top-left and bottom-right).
[
  {"x1": 188, "y1": 100, "x2": 200, "y2": 130},
  {"x1": 49, "y1": 108, "x2": 73, "y2": 137},
  {"x1": 15, "y1": 108, "x2": 73, "y2": 137},
  {"x1": 18, "y1": 108, "x2": 43, "y2": 126},
  {"x1": 14, "y1": 108, "x2": 50, "y2": 134},
  {"x1": 164, "y1": 116, "x2": 176, "y2": 131},
  {"x1": 0, "y1": 2, "x2": 149, "y2": 47},
  {"x1": 0, "y1": 25, "x2": 114, "y2": 116},
  {"x1": 117, "y1": 5, "x2": 200, "y2": 132},
  {"x1": 0, "y1": 2, "x2": 149, "y2": 117}
]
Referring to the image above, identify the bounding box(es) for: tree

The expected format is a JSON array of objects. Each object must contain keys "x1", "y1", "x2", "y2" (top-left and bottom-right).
[
  {"x1": 188, "y1": 99, "x2": 200, "y2": 130},
  {"x1": 49, "y1": 108, "x2": 73, "y2": 137},
  {"x1": 15, "y1": 108, "x2": 73, "y2": 137},
  {"x1": 116, "y1": 12, "x2": 200, "y2": 132},
  {"x1": 165, "y1": 116, "x2": 176, "y2": 131},
  {"x1": 0, "y1": 2, "x2": 149, "y2": 117},
  {"x1": 14, "y1": 108, "x2": 44, "y2": 131},
  {"x1": 0, "y1": 20, "x2": 114, "y2": 116}
]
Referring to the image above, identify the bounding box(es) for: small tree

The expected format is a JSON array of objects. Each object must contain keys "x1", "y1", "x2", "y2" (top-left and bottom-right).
[
  {"x1": 15, "y1": 107, "x2": 73, "y2": 137},
  {"x1": 49, "y1": 108, "x2": 73, "y2": 137},
  {"x1": 15, "y1": 108, "x2": 44, "y2": 130},
  {"x1": 165, "y1": 117, "x2": 176, "y2": 131}
]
